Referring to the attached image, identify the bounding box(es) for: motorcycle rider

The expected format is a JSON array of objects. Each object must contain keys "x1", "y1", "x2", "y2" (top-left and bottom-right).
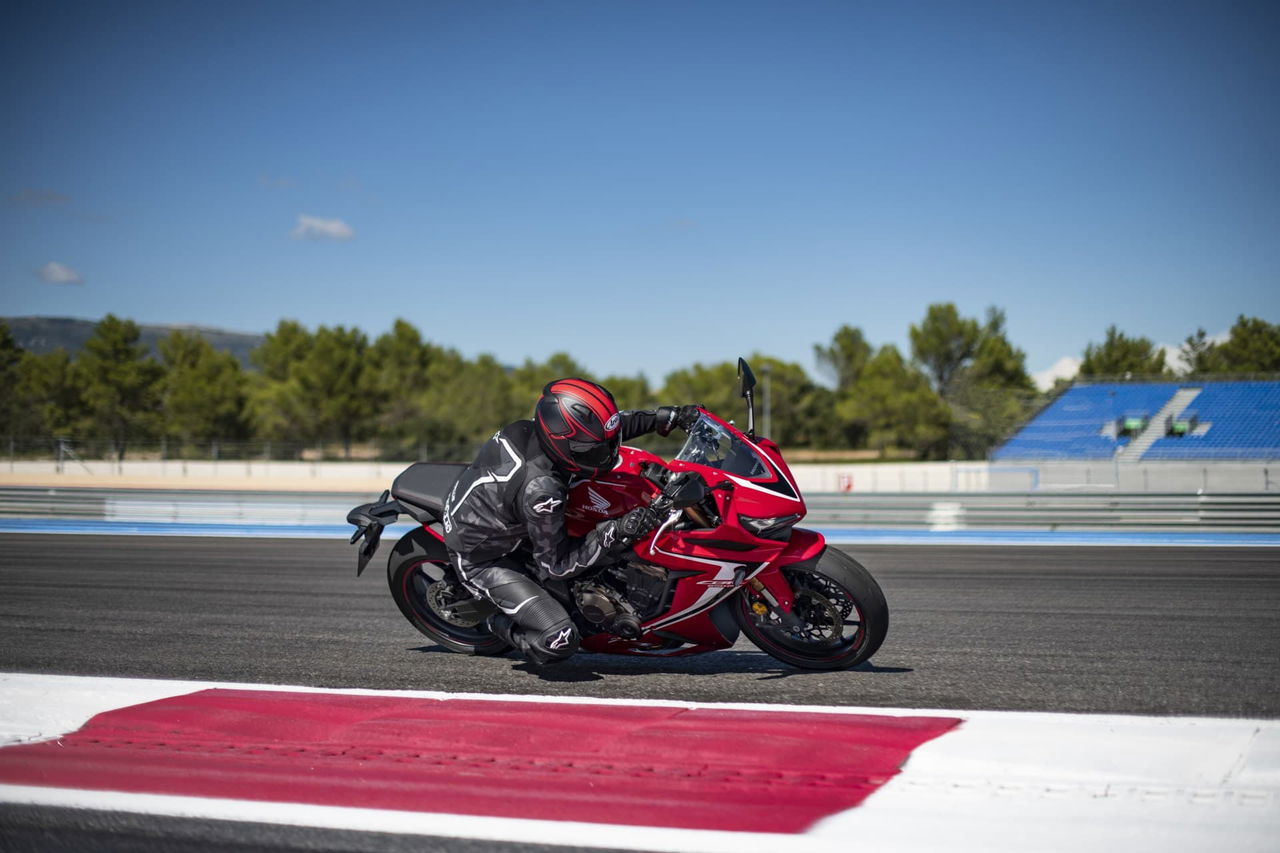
[{"x1": 443, "y1": 378, "x2": 700, "y2": 665}]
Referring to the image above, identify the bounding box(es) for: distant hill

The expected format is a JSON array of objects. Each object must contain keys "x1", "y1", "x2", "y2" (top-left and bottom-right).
[{"x1": 2, "y1": 316, "x2": 265, "y2": 368}]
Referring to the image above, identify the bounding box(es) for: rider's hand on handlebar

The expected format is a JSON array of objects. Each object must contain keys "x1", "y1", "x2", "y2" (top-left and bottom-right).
[
  {"x1": 656, "y1": 404, "x2": 702, "y2": 436},
  {"x1": 617, "y1": 505, "x2": 661, "y2": 540}
]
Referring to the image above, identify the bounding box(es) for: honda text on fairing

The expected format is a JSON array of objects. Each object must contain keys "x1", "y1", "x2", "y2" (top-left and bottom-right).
[{"x1": 347, "y1": 359, "x2": 888, "y2": 670}]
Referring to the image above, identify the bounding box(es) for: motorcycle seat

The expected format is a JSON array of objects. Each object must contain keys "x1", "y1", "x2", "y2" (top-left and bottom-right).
[{"x1": 391, "y1": 462, "x2": 468, "y2": 514}]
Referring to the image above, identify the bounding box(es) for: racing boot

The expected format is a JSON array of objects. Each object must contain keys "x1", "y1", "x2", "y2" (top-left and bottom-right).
[{"x1": 486, "y1": 612, "x2": 518, "y2": 648}]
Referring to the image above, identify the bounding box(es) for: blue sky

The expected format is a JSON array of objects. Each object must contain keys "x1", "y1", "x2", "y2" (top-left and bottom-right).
[{"x1": 3, "y1": 0, "x2": 1277, "y2": 388}]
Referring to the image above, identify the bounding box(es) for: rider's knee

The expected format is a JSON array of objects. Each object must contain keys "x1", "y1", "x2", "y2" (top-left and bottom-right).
[{"x1": 530, "y1": 618, "x2": 579, "y2": 662}]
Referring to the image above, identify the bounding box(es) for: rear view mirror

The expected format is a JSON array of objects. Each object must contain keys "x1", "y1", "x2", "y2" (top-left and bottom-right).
[
  {"x1": 737, "y1": 358, "x2": 757, "y2": 398},
  {"x1": 737, "y1": 358, "x2": 756, "y2": 437}
]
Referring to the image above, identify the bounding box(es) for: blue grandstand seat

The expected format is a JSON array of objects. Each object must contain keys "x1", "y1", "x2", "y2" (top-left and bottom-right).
[
  {"x1": 993, "y1": 384, "x2": 1179, "y2": 460},
  {"x1": 1143, "y1": 382, "x2": 1280, "y2": 460},
  {"x1": 994, "y1": 381, "x2": 1280, "y2": 461}
]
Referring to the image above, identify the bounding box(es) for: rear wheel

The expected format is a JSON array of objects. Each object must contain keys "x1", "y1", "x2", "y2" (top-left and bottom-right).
[
  {"x1": 387, "y1": 548, "x2": 509, "y2": 656},
  {"x1": 734, "y1": 547, "x2": 888, "y2": 670}
]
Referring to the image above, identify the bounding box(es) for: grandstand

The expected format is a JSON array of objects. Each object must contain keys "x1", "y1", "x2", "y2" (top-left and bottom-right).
[{"x1": 993, "y1": 380, "x2": 1280, "y2": 462}]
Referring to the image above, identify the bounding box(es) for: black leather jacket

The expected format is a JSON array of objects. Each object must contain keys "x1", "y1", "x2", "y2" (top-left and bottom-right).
[{"x1": 442, "y1": 411, "x2": 668, "y2": 579}]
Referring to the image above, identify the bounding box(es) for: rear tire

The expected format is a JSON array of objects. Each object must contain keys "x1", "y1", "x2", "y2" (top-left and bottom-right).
[
  {"x1": 734, "y1": 546, "x2": 888, "y2": 670},
  {"x1": 386, "y1": 531, "x2": 509, "y2": 656}
]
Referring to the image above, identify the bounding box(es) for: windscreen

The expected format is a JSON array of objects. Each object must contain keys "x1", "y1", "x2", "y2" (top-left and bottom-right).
[{"x1": 674, "y1": 413, "x2": 769, "y2": 479}]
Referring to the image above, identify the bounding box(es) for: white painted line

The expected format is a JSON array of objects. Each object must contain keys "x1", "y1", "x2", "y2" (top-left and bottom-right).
[
  {"x1": 1, "y1": 672, "x2": 1277, "y2": 853},
  {"x1": 0, "y1": 784, "x2": 802, "y2": 853}
]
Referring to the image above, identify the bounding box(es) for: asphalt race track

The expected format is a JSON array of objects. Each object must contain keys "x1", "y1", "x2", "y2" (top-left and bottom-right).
[
  {"x1": 1, "y1": 533, "x2": 1278, "y2": 850},
  {"x1": 1, "y1": 534, "x2": 1278, "y2": 716}
]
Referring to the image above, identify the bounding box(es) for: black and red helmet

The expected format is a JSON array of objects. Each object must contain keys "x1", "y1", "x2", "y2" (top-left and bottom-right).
[{"x1": 534, "y1": 378, "x2": 622, "y2": 475}]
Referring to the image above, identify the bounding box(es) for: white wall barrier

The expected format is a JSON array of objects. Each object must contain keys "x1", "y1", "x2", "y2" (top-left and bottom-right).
[{"x1": 3, "y1": 458, "x2": 1278, "y2": 494}]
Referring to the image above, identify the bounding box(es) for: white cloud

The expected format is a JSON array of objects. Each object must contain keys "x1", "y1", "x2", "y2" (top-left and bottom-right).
[
  {"x1": 1031, "y1": 355, "x2": 1081, "y2": 391},
  {"x1": 291, "y1": 214, "x2": 354, "y2": 241},
  {"x1": 36, "y1": 261, "x2": 84, "y2": 284}
]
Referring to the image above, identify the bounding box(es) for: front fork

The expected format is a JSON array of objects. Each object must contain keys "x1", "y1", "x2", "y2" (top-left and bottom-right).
[
  {"x1": 746, "y1": 565, "x2": 803, "y2": 630},
  {"x1": 742, "y1": 527, "x2": 826, "y2": 629}
]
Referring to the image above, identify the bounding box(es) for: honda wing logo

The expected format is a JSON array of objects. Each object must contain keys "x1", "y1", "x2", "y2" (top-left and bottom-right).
[{"x1": 585, "y1": 486, "x2": 611, "y2": 514}]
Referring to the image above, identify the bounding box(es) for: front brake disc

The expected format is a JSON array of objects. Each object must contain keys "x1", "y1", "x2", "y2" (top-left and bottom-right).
[{"x1": 772, "y1": 589, "x2": 842, "y2": 647}]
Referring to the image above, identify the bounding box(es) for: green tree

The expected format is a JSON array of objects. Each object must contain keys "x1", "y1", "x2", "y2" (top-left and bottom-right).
[
  {"x1": 364, "y1": 319, "x2": 448, "y2": 455},
  {"x1": 290, "y1": 325, "x2": 376, "y2": 457},
  {"x1": 1079, "y1": 325, "x2": 1169, "y2": 377},
  {"x1": 946, "y1": 308, "x2": 1038, "y2": 457},
  {"x1": 251, "y1": 319, "x2": 310, "y2": 382},
  {"x1": 600, "y1": 374, "x2": 657, "y2": 411},
  {"x1": 1179, "y1": 328, "x2": 1223, "y2": 375},
  {"x1": 13, "y1": 350, "x2": 84, "y2": 438},
  {"x1": 967, "y1": 308, "x2": 1034, "y2": 391},
  {"x1": 909, "y1": 303, "x2": 981, "y2": 397},
  {"x1": 77, "y1": 315, "x2": 163, "y2": 459},
  {"x1": 660, "y1": 361, "x2": 741, "y2": 426},
  {"x1": 0, "y1": 322, "x2": 23, "y2": 436},
  {"x1": 749, "y1": 355, "x2": 840, "y2": 447},
  {"x1": 158, "y1": 330, "x2": 247, "y2": 443},
  {"x1": 659, "y1": 356, "x2": 842, "y2": 448},
  {"x1": 246, "y1": 321, "x2": 315, "y2": 444},
  {"x1": 1213, "y1": 315, "x2": 1280, "y2": 372},
  {"x1": 510, "y1": 353, "x2": 594, "y2": 406},
  {"x1": 839, "y1": 345, "x2": 949, "y2": 457},
  {"x1": 419, "y1": 353, "x2": 520, "y2": 457},
  {"x1": 814, "y1": 325, "x2": 872, "y2": 393}
]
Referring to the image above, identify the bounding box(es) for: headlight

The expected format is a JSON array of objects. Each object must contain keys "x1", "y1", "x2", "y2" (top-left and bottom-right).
[{"x1": 738, "y1": 513, "x2": 802, "y2": 540}]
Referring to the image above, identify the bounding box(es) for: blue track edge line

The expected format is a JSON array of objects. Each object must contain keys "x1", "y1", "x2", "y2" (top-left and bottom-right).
[
  {"x1": 811, "y1": 527, "x2": 1280, "y2": 547},
  {"x1": 0, "y1": 520, "x2": 418, "y2": 539},
  {"x1": 1, "y1": 519, "x2": 1278, "y2": 546}
]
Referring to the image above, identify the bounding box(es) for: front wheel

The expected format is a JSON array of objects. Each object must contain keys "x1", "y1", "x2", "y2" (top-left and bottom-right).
[
  {"x1": 734, "y1": 547, "x2": 888, "y2": 670},
  {"x1": 387, "y1": 534, "x2": 508, "y2": 656}
]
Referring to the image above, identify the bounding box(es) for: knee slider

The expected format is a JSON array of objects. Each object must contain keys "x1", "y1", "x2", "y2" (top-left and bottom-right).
[{"x1": 533, "y1": 618, "x2": 579, "y2": 661}]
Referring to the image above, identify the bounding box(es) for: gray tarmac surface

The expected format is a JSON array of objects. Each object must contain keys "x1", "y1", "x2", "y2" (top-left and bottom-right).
[
  {"x1": 1, "y1": 533, "x2": 1277, "y2": 716},
  {"x1": 2, "y1": 533, "x2": 1279, "y2": 851}
]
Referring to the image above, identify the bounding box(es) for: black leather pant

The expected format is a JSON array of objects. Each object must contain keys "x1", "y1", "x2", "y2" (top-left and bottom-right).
[{"x1": 453, "y1": 554, "x2": 579, "y2": 664}]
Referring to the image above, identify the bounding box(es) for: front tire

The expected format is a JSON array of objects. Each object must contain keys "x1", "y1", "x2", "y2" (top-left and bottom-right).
[
  {"x1": 734, "y1": 546, "x2": 888, "y2": 670},
  {"x1": 386, "y1": 531, "x2": 509, "y2": 656}
]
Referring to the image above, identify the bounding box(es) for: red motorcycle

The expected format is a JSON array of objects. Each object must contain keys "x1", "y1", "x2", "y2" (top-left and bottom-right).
[{"x1": 348, "y1": 359, "x2": 888, "y2": 670}]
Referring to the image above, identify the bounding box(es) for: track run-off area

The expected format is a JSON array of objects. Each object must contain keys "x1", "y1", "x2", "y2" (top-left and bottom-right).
[{"x1": 1, "y1": 532, "x2": 1278, "y2": 851}]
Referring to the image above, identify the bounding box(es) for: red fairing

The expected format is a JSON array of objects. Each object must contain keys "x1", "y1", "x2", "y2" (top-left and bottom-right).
[
  {"x1": 556, "y1": 408, "x2": 821, "y2": 654},
  {"x1": 776, "y1": 527, "x2": 826, "y2": 565},
  {"x1": 564, "y1": 448, "x2": 663, "y2": 538}
]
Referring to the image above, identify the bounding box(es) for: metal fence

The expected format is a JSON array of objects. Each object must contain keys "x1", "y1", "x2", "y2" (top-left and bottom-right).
[
  {"x1": 2, "y1": 436, "x2": 483, "y2": 465},
  {"x1": 2, "y1": 435, "x2": 693, "y2": 465},
  {"x1": 804, "y1": 492, "x2": 1280, "y2": 531},
  {"x1": 2, "y1": 487, "x2": 1277, "y2": 533}
]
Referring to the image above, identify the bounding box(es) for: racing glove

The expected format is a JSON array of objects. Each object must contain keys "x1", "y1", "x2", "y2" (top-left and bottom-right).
[
  {"x1": 656, "y1": 405, "x2": 702, "y2": 436},
  {"x1": 602, "y1": 505, "x2": 662, "y2": 551}
]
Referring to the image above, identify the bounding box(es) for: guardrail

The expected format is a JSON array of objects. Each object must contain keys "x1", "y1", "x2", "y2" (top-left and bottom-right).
[
  {"x1": 2, "y1": 488, "x2": 1278, "y2": 533},
  {"x1": 805, "y1": 493, "x2": 1280, "y2": 531}
]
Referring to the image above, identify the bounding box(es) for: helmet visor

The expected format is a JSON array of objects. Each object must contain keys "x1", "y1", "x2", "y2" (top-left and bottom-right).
[{"x1": 568, "y1": 435, "x2": 619, "y2": 470}]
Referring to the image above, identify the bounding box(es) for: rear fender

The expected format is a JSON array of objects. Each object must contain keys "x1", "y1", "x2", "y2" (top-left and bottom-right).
[{"x1": 390, "y1": 525, "x2": 449, "y2": 568}]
